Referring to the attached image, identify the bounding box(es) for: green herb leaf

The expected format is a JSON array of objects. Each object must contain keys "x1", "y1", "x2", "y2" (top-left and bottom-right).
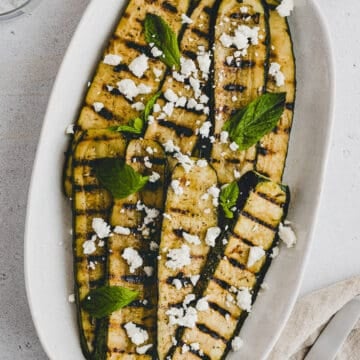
[
  {"x1": 81, "y1": 286, "x2": 139, "y2": 318},
  {"x1": 144, "y1": 91, "x2": 161, "y2": 120},
  {"x1": 220, "y1": 182, "x2": 239, "y2": 219},
  {"x1": 144, "y1": 13, "x2": 180, "y2": 69},
  {"x1": 95, "y1": 159, "x2": 149, "y2": 199},
  {"x1": 223, "y1": 92, "x2": 286, "y2": 150}
]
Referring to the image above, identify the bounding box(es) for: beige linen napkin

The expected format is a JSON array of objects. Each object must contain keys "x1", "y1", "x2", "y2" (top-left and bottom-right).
[{"x1": 268, "y1": 276, "x2": 360, "y2": 360}]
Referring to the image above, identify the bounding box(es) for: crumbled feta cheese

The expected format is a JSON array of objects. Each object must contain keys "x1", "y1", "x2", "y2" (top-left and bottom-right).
[
  {"x1": 190, "y1": 274, "x2": 200, "y2": 286},
  {"x1": 226, "y1": 56, "x2": 234, "y2": 65},
  {"x1": 163, "y1": 139, "x2": 180, "y2": 153},
  {"x1": 271, "y1": 246, "x2": 280, "y2": 258},
  {"x1": 122, "y1": 248, "x2": 143, "y2": 273},
  {"x1": 240, "y1": 6, "x2": 248, "y2": 13},
  {"x1": 199, "y1": 94, "x2": 209, "y2": 104},
  {"x1": 205, "y1": 227, "x2": 221, "y2": 247},
  {"x1": 172, "y1": 337, "x2": 178, "y2": 346},
  {"x1": 197, "y1": 159, "x2": 208, "y2": 168},
  {"x1": 182, "y1": 344, "x2": 190, "y2": 354},
  {"x1": 144, "y1": 266, "x2": 154, "y2": 277},
  {"x1": 166, "y1": 245, "x2": 191, "y2": 270},
  {"x1": 247, "y1": 246, "x2": 265, "y2": 267},
  {"x1": 220, "y1": 131, "x2": 229, "y2": 144},
  {"x1": 92, "y1": 218, "x2": 111, "y2": 239},
  {"x1": 276, "y1": 0, "x2": 294, "y2": 17},
  {"x1": 132, "y1": 102, "x2": 145, "y2": 111},
  {"x1": 236, "y1": 288, "x2": 252, "y2": 312},
  {"x1": 82, "y1": 235, "x2": 97, "y2": 255},
  {"x1": 183, "y1": 232, "x2": 201, "y2": 245},
  {"x1": 151, "y1": 46, "x2": 163, "y2": 57},
  {"x1": 180, "y1": 57, "x2": 197, "y2": 78},
  {"x1": 117, "y1": 79, "x2": 139, "y2": 100},
  {"x1": 93, "y1": 102, "x2": 104, "y2": 113},
  {"x1": 163, "y1": 101, "x2": 174, "y2": 116},
  {"x1": 187, "y1": 98, "x2": 197, "y2": 109},
  {"x1": 164, "y1": 89, "x2": 179, "y2": 103},
  {"x1": 166, "y1": 306, "x2": 198, "y2": 328},
  {"x1": 196, "y1": 297, "x2": 209, "y2": 311},
  {"x1": 136, "y1": 344, "x2": 153, "y2": 355},
  {"x1": 184, "y1": 293, "x2": 196, "y2": 306},
  {"x1": 197, "y1": 51, "x2": 211, "y2": 78},
  {"x1": 279, "y1": 223, "x2": 297, "y2": 247},
  {"x1": 137, "y1": 83, "x2": 152, "y2": 95},
  {"x1": 172, "y1": 278, "x2": 183, "y2": 290},
  {"x1": 234, "y1": 169, "x2": 241, "y2": 179},
  {"x1": 232, "y1": 95, "x2": 238, "y2": 102},
  {"x1": 103, "y1": 54, "x2": 122, "y2": 66},
  {"x1": 98, "y1": 240, "x2": 105, "y2": 248},
  {"x1": 68, "y1": 294, "x2": 75, "y2": 303},
  {"x1": 269, "y1": 62, "x2": 285, "y2": 87},
  {"x1": 232, "y1": 336, "x2": 244, "y2": 351},
  {"x1": 65, "y1": 124, "x2": 75, "y2": 134},
  {"x1": 181, "y1": 13, "x2": 193, "y2": 24},
  {"x1": 153, "y1": 67, "x2": 163, "y2": 78},
  {"x1": 124, "y1": 322, "x2": 149, "y2": 345},
  {"x1": 199, "y1": 121, "x2": 212, "y2": 138},
  {"x1": 149, "y1": 171, "x2": 161, "y2": 183},
  {"x1": 113, "y1": 225, "x2": 131, "y2": 235},
  {"x1": 174, "y1": 152, "x2": 194, "y2": 173},
  {"x1": 163, "y1": 213, "x2": 172, "y2": 220},
  {"x1": 175, "y1": 96, "x2": 187, "y2": 107},
  {"x1": 144, "y1": 156, "x2": 153, "y2": 169},
  {"x1": 143, "y1": 207, "x2": 160, "y2": 225},
  {"x1": 88, "y1": 261, "x2": 96, "y2": 270},
  {"x1": 220, "y1": 33, "x2": 233, "y2": 48},
  {"x1": 204, "y1": 208, "x2": 211, "y2": 214},
  {"x1": 171, "y1": 179, "x2": 184, "y2": 196},
  {"x1": 207, "y1": 185, "x2": 220, "y2": 206},
  {"x1": 230, "y1": 142, "x2": 239, "y2": 151}
]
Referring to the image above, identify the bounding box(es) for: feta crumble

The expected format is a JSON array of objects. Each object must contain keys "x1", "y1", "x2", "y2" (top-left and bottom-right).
[
  {"x1": 93, "y1": 102, "x2": 104, "y2": 113},
  {"x1": 197, "y1": 159, "x2": 208, "y2": 168},
  {"x1": 166, "y1": 306, "x2": 198, "y2": 328},
  {"x1": 196, "y1": 297, "x2": 209, "y2": 311},
  {"x1": 103, "y1": 54, "x2": 122, "y2": 66},
  {"x1": 144, "y1": 266, "x2": 154, "y2": 277},
  {"x1": 83, "y1": 235, "x2": 97, "y2": 255},
  {"x1": 92, "y1": 218, "x2": 111, "y2": 239},
  {"x1": 183, "y1": 232, "x2": 201, "y2": 245},
  {"x1": 271, "y1": 246, "x2": 280, "y2": 258},
  {"x1": 172, "y1": 278, "x2": 183, "y2": 290},
  {"x1": 205, "y1": 227, "x2": 221, "y2": 247},
  {"x1": 236, "y1": 288, "x2": 252, "y2": 312},
  {"x1": 164, "y1": 89, "x2": 179, "y2": 103},
  {"x1": 166, "y1": 245, "x2": 191, "y2": 270},
  {"x1": 124, "y1": 322, "x2": 149, "y2": 345},
  {"x1": 190, "y1": 274, "x2": 200, "y2": 286},
  {"x1": 65, "y1": 124, "x2": 75, "y2": 134},
  {"x1": 129, "y1": 54, "x2": 149, "y2": 78},
  {"x1": 171, "y1": 179, "x2": 184, "y2": 196},
  {"x1": 269, "y1": 62, "x2": 285, "y2": 87},
  {"x1": 181, "y1": 13, "x2": 193, "y2": 24},
  {"x1": 247, "y1": 246, "x2": 266, "y2": 267},
  {"x1": 149, "y1": 171, "x2": 161, "y2": 183},
  {"x1": 279, "y1": 223, "x2": 297, "y2": 247},
  {"x1": 122, "y1": 248, "x2": 143, "y2": 273},
  {"x1": 276, "y1": 0, "x2": 294, "y2": 17},
  {"x1": 136, "y1": 344, "x2": 153, "y2": 355},
  {"x1": 199, "y1": 121, "x2": 212, "y2": 138},
  {"x1": 230, "y1": 142, "x2": 239, "y2": 151},
  {"x1": 131, "y1": 102, "x2": 145, "y2": 111},
  {"x1": 232, "y1": 336, "x2": 244, "y2": 351},
  {"x1": 151, "y1": 46, "x2": 163, "y2": 57},
  {"x1": 220, "y1": 131, "x2": 229, "y2": 144}
]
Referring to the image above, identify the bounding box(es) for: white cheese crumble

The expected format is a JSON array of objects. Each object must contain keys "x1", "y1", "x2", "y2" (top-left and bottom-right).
[
  {"x1": 163, "y1": 139, "x2": 180, "y2": 153},
  {"x1": 151, "y1": 46, "x2": 163, "y2": 57},
  {"x1": 181, "y1": 13, "x2": 193, "y2": 24},
  {"x1": 182, "y1": 344, "x2": 190, "y2": 354},
  {"x1": 247, "y1": 246, "x2": 266, "y2": 267},
  {"x1": 92, "y1": 218, "x2": 111, "y2": 238},
  {"x1": 103, "y1": 54, "x2": 122, "y2": 66},
  {"x1": 180, "y1": 57, "x2": 197, "y2": 78},
  {"x1": 279, "y1": 223, "x2": 297, "y2": 248},
  {"x1": 165, "y1": 245, "x2": 191, "y2": 270},
  {"x1": 166, "y1": 306, "x2": 198, "y2": 328},
  {"x1": 199, "y1": 121, "x2": 212, "y2": 138},
  {"x1": 183, "y1": 232, "x2": 201, "y2": 245},
  {"x1": 197, "y1": 159, "x2": 208, "y2": 168},
  {"x1": 236, "y1": 288, "x2": 252, "y2": 312},
  {"x1": 164, "y1": 89, "x2": 179, "y2": 103},
  {"x1": 271, "y1": 246, "x2": 280, "y2": 258},
  {"x1": 240, "y1": 6, "x2": 248, "y2": 13},
  {"x1": 82, "y1": 235, "x2": 97, "y2": 255},
  {"x1": 207, "y1": 185, "x2": 220, "y2": 206},
  {"x1": 172, "y1": 278, "x2": 183, "y2": 290},
  {"x1": 190, "y1": 343, "x2": 200, "y2": 351},
  {"x1": 144, "y1": 266, "x2": 154, "y2": 277},
  {"x1": 122, "y1": 248, "x2": 143, "y2": 273},
  {"x1": 171, "y1": 179, "x2": 184, "y2": 196},
  {"x1": 163, "y1": 101, "x2": 174, "y2": 116},
  {"x1": 149, "y1": 171, "x2": 161, "y2": 183},
  {"x1": 190, "y1": 274, "x2": 200, "y2": 286},
  {"x1": 276, "y1": 0, "x2": 294, "y2": 17},
  {"x1": 269, "y1": 62, "x2": 285, "y2": 87},
  {"x1": 197, "y1": 51, "x2": 211, "y2": 79},
  {"x1": 153, "y1": 67, "x2": 163, "y2": 78},
  {"x1": 174, "y1": 152, "x2": 194, "y2": 173},
  {"x1": 93, "y1": 102, "x2": 104, "y2": 113},
  {"x1": 131, "y1": 102, "x2": 145, "y2": 111},
  {"x1": 196, "y1": 297, "x2": 209, "y2": 311},
  {"x1": 124, "y1": 322, "x2": 149, "y2": 345},
  {"x1": 136, "y1": 344, "x2": 153, "y2": 355},
  {"x1": 232, "y1": 336, "x2": 244, "y2": 351},
  {"x1": 205, "y1": 227, "x2": 221, "y2": 247},
  {"x1": 129, "y1": 54, "x2": 149, "y2": 78},
  {"x1": 68, "y1": 294, "x2": 75, "y2": 303},
  {"x1": 220, "y1": 131, "x2": 229, "y2": 144},
  {"x1": 117, "y1": 79, "x2": 151, "y2": 100},
  {"x1": 234, "y1": 169, "x2": 241, "y2": 179},
  {"x1": 65, "y1": 124, "x2": 75, "y2": 134}
]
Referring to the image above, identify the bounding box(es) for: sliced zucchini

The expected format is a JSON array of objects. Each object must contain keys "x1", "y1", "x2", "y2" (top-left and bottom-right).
[
  {"x1": 144, "y1": 0, "x2": 220, "y2": 161},
  {"x1": 210, "y1": 0, "x2": 270, "y2": 184},
  {"x1": 72, "y1": 130, "x2": 127, "y2": 358},
  {"x1": 171, "y1": 171, "x2": 289, "y2": 360},
  {"x1": 255, "y1": 2, "x2": 296, "y2": 182},
  {"x1": 157, "y1": 160, "x2": 219, "y2": 360},
  {"x1": 100, "y1": 139, "x2": 167, "y2": 359}
]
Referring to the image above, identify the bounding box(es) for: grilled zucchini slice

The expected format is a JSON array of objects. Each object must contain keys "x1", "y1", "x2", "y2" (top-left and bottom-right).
[
  {"x1": 255, "y1": 1, "x2": 296, "y2": 181},
  {"x1": 63, "y1": 0, "x2": 191, "y2": 197},
  {"x1": 157, "y1": 160, "x2": 219, "y2": 360},
  {"x1": 100, "y1": 139, "x2": 167, "y2": 359},
  {"x1": 210, "y1": 0, "x2": 270, "y2": 184},
  {"x1": 72, "y1": 130, "x2": 127, "y2": 358},
  {"x1": 144, "y1": 0, "x2": 220, "y2": 163},
  {"x1": 171, "y1": 171, "x2": 289, "y2": 360}
]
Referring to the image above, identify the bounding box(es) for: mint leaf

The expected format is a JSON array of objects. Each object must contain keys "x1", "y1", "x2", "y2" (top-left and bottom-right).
[
  {"x1": 81, "y1": 286, "x2": 138, "y2": 318},
  {"x1": 110, "y1": 92, "x2": 161, "y2": 135},
  {"x1": 223, "y1": 92, "x2": 286, "y2": 150},
  {"x1": 144, "y1": 13, "x2": 180, "y2": 69},
  {"x1": 220, "y1": 182, "x2": 239, "y2": 219},
  {"x1": 95, "y1": 159, "x2": 149, "y2": 199}
]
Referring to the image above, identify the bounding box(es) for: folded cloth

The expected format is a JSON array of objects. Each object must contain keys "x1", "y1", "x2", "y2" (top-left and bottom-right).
[{"x1": 268, "y1": 276, "x2": 360, "y2": 360}]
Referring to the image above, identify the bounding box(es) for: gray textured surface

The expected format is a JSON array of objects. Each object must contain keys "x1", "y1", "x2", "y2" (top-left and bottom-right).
[{"x1": 1, "y1": 0, "x2": 360, "y2": 359}]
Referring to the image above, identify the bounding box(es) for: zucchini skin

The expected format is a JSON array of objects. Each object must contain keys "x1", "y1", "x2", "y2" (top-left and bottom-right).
[
  {"x1": 255, "y1": 2, "x2": 296, "y2": 182},
  {"x1": 170, "y1": 171, "x2": 290, "y2": 360},
  {"x1": 72, "y1": 130, "x2": 127, "y2": 359},
  {"x1": 210, "y1": 0, "x2": 270, "y2": 184}
]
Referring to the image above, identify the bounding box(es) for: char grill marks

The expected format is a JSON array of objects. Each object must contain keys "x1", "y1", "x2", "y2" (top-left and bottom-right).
[
  {"x1": 171, "y1": 174, "x2": 289, "y2": 360},
  {"x1": 105, "y1": 139, "x2": 167, "y2": 358},
  {"x1": 157, "y1": 162, "x2": 218, "y2": 360},
  {"x1": 144, "y1": 0, "x2": 219, "y2": 159},
  {"x1": 255, "y1": 7, "x2": 296, "y2": 182},
  {"x1": 72, "y1": 131, "x2": 127, "y2": 354},
  {"x1": 211, "y1": 0, "x2": 269, "y2": 184}
]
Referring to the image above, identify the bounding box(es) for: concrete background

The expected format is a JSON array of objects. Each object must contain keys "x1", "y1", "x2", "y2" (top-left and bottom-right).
[{"x1": 0, "y1": 0, "x2": 360, "y2": 358}]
